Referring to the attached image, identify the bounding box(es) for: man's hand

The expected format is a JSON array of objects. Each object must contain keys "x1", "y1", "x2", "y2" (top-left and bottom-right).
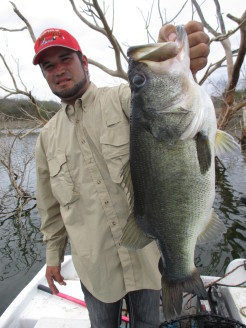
[
  {"x1": 46, "y1": 265, "x2": 66, "y2": 295},
  {"x1": 158, "y1": 21, "x2": 210, "y2": 74}
]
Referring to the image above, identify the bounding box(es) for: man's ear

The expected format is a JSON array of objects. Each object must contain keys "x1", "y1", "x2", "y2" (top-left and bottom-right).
[{"x1": 82, "y1": 55, "x2": 89, "y2": 72}]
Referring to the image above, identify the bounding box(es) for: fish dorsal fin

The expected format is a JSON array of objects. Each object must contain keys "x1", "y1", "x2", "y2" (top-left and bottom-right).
[
  {"x1": 215, "y1": 129, "x2": 241, "y2": 158},
  {"x1": 196, "y1": 132, "x2": 212, "y2": 175},
  {"x1": 197, "y1": 209, "x2": 226, "y2": 244},
  {"x1": 120, "y1": 213, "x2": 153, "y2": 250}
]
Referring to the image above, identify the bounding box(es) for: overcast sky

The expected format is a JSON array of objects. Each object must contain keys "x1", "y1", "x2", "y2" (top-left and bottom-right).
[{"x1": 0, "y1": 0, "x2": 245, "y2": 102}]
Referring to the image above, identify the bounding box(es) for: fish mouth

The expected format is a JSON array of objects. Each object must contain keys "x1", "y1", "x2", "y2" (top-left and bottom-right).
[
  {"x1": 127, "y1": 42, "x2": 179, "y2": 63},
  {"x1": 127, "y1": 26, "x2": 187, "y2": 73}
]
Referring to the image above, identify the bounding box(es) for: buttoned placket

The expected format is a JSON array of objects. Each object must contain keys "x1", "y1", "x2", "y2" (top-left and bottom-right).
[{"x1": 73, "y1": 98, "x2": 136, "y2": 291}]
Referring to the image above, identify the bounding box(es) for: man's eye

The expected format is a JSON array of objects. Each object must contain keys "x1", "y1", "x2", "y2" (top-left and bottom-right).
[
  {"x1": 62, "y1": 56, "x2": 71, "y2": 62},
  {"x1": 43, "y1": 64, "x2": 53, "y2": 71}
]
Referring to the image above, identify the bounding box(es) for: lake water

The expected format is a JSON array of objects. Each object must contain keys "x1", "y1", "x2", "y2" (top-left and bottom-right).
[{"x1": 0, "y1": 132, "x2": 246, "y2": 316}]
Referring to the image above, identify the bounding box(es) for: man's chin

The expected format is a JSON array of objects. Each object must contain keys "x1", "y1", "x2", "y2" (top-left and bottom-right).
[{"x1": 53, "y1": 79, "x2": 87, "y2": 102}]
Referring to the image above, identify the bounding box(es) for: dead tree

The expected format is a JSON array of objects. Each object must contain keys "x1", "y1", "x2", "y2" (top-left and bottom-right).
[{"x1": 191, "y1": 0, "x2": 246, "y2": 136}]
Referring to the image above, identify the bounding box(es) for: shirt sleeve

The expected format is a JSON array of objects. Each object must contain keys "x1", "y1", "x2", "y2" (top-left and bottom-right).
[
  {"x1": 35, "y1": 133, "x2": 68, "y2": 266},
  {"x1": 118, "y1": 83, "x2": 131, "y2": 119}
]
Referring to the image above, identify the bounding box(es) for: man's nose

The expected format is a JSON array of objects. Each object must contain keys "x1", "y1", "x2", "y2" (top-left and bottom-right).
[{"x1": 55, "y1": 63, "x2": 66, "y2": 76}]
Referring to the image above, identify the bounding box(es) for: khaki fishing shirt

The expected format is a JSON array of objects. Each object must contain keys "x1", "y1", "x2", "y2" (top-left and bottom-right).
[{"x1": 36, "y1": 82, "x2": 161, "y2": 303}]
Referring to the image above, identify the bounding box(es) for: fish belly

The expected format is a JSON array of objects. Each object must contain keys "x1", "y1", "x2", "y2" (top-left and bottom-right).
[{"x1": 130, "y1": 125, "x2": 214, "y2": 277}]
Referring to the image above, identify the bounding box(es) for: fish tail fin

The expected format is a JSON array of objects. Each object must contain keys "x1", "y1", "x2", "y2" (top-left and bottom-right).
[{"x1": 161, "y1": 269, "x2": 207, "y2": 320}]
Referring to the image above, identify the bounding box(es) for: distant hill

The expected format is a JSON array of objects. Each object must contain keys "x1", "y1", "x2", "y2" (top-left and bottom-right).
[{"x1": 0, "y1": 98, "x2": 60, "y2": 121}]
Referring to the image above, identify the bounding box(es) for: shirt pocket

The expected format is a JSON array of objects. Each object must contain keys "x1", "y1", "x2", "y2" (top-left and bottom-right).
[
  {"x1": 100, "y1": 124, "x2": 130, "y2": 183},
  {"x1": 48, "y1": 153, "x2": 80, "y2": 206}
]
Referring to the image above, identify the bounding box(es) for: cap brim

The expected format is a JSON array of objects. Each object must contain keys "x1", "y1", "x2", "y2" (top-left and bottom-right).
[{"x1": 33, "y1": 45, "x2": 81, "y2": 65}]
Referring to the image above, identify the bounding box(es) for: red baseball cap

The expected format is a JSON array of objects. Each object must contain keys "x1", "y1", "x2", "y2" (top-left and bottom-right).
[{"x1": 33, "y1": 28, "x2": 82, "y2": 65}]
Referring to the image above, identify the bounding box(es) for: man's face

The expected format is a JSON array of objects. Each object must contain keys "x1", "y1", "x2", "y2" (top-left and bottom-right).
[{"x1": 40, "y1": 47, "x2": 89, "y2": 105}]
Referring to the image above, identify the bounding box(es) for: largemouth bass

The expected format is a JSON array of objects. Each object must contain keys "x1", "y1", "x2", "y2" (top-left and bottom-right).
[{"x1": 121, "y1": 26, "x2": 240, "y2": 320}]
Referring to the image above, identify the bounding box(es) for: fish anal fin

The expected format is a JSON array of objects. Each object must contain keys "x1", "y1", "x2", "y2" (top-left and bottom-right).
[
  {"x1": 120, "y1": 213, "x2": 153, "y2": 250},
  {"x1": 197, "y1": 209, "x2": 226, "y2": 244},
  {"x1": 196, "y1": 132, "x2": 212, "y2": 175},
  {"x1": 215, "y1": 129, "x2": 241, "y2": 158}
]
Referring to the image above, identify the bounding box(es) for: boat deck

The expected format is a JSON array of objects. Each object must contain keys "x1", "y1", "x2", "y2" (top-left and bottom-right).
[{"x1": 0, "y1": 256, "x2": 245, "y2": 327}]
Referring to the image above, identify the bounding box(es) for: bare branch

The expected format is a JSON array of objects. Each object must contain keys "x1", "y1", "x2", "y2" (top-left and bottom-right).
[
  {"x1": 9, "y1": 1, "x2": 36, "y2": 42},
  {"x1": 88, "y1": 58, "x2": 127, "y2": 80},
  {"x1": 214, "y1": 0, "x2": 226, "y2": 34},
  {"x1": 0, "y1": 52, "x2": 47, "y2": 124},
  {"x1": 227, "y1": 11, "x2": 246, "y2": 92},
  {"x1": 158, "y1": 0, "x2": 164, "y2": 26},
  {"x1": 138, "y1": 1, "x2": 156, "y2": 43},
  {"x1": 198, "y1": 50, "x2": 238, "y2": 85},
  {"x1": 69, "y1": 0, "x2": 107, "y2": 35},
  {"x1": 68, "y1": 0, "x2": 128, "y2": 80},
  {"x1": 0, "y1": 53, "x2": 19, "y2": 91},
  {"x1": 217, "y1": 11, "x2": 246, "y2": 129},
  {"x1": 191, "y1": 0, "x2": 234, "y2": 80},
  {"x1": 209, "y1": 18, "x2": 246, "y2": 43},
  {"x1": 0, "y1": 27, "x2": 27, "y2": 32},
  {"x1": 191, "y1": 0, "x2": 220, "y2": 37},
  {"x1": 165, "y1": 0, "x2": 189, "y2": 24}
]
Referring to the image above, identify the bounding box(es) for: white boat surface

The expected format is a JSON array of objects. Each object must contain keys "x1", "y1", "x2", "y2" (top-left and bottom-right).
[
  {"x1": 0, "y1": 256, "x2": 90, "y2": 328},
  {"x1": 0, "y1": 255, "x2": 245, "y2": 327}
]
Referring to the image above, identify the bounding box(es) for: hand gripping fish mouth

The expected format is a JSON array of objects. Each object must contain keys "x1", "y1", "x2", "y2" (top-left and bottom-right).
[
  {"x1": 121, "y1": 25, "x2": 240, "y2": 321},
  {"x1": 127, "y1": 25, "x2": 189, "y2": 74}
]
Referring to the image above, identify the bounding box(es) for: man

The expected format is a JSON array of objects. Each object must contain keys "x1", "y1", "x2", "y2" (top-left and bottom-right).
[{"x1": 34, "y1": 22, "x2": 209, "y2": 327}]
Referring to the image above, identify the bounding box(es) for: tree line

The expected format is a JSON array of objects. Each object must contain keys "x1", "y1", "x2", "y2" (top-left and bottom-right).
[
  {"x1": 1, "y1": 89, "x2": 245, "y2": 123},
  {"x1": 0, "y1": 98, "x2": 60, "y2": 122}
]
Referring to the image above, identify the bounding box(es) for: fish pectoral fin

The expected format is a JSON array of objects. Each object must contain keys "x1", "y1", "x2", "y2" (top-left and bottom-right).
[
  {"x1": 215, "y1": 129, "x2": 241, "y2": 158},
  {"x1": 196, "y1": 132, "x2": 212, "y2": 175},
  {"x1": 120, "y1": 162, "x2": 134, "y2": 212},
  {"x1": 120, "y1": 213, "x2": 153, "y2": 250},
  {"x1": 197, "y1": 209, "x2": 226, "y2": 244}
]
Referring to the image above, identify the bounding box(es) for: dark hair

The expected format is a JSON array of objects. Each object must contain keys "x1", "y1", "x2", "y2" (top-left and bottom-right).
[
  {"x1": 77, "y1": 52, "x2": 90, "y2": 79},
  {"x1": 77, "y1": 52, "x2": 83, "y2": 64}
]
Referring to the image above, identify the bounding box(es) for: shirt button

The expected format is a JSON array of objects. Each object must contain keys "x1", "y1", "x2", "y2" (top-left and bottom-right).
[
  {"x1": 97, "y1": 180, "x2": 101, "y2": 184},
  {"x1": 112, "y1": 221, "x2": 116, "y2": 226},
  {"x1": 104, "y1": 200, "x2": 109, "y2": 205},
  {"x1": 81, "y1": 140, "x2": 85, "y2": 144}
]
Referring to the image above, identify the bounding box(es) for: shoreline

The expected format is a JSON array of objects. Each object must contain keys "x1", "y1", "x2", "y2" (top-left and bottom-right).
[{"x1": 0, "y1": 120, "x2": 42, "y2": 131}]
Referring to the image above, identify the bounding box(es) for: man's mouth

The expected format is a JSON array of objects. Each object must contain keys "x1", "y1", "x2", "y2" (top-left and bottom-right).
[{"x1": 56, "y1": 78, "x2": 71, "y2": 87}]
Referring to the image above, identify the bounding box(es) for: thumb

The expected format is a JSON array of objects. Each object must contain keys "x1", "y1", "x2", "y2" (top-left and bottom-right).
[{"x1": 158, "y1": 24, "x2": 177, "y2": 42}]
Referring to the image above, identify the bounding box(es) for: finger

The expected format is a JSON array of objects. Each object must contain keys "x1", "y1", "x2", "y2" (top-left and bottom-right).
[
  {"x1": 190, "y1": 57, "x2": 208, "y2": 74},
  {"x1": 190, "y1": 43, "x2": 210, "y2": 61},
  {"x1": 184, "y1": 21, "x2": 204, "y2": 35},
  {"x1": 188, "y1": 31, "x2": 210, "y2": 48},
  {"x1": 54, "y1": 272, "x2": 67, "y2": 286},
  {"x1": 158, "y1": 24, "x2": 177, "y2": 42},
  {"x1": 46, "y1": 274, "x2": 60, "y2": 295}
]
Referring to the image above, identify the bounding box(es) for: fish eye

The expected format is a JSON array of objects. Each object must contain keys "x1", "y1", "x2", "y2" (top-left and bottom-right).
[{"x1": 132, "y1": 74, "x2": 146, "y2": 88}]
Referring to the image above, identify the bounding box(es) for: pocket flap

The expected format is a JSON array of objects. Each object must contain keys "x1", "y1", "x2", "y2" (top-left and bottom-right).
[
  {"x1": 100, "y1": 125, "x2": 129, "y2": 146},
  {"x1": 48, "y1": 153, "x2": 67, "y2": 177}
]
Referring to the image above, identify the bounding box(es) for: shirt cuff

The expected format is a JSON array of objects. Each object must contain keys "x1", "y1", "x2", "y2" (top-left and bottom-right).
[{"x1": 46, "y1": 249, "x2": 64, "y2": 266}]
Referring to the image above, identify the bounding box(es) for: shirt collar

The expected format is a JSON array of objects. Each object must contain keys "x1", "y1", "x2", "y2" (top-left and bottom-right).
[{"x1": 62, "y1": 82, "x2": 98, "y2": 121}]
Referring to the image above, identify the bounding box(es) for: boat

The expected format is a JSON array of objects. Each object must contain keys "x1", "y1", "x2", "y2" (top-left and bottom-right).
[{"x1": 0, "y1": 255, "x2": 245, "y2": 328}]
